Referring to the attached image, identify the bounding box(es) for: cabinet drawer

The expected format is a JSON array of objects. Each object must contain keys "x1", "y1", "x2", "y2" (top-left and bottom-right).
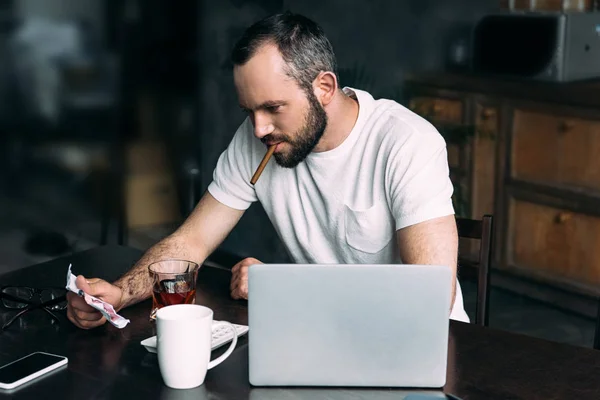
[
  {"x1": 511, "y1": 110, "x2": 600, "y2": 192},
  {"x1": 508, "y1": 198, "x2": 600, "y2": 290},
  {"x1": 409, "y1": 97, "x2": 463, "y2": 124}
]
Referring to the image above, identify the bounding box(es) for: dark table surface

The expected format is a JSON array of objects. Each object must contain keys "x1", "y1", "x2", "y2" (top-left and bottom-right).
[{"x1": 1, "y1": 245, "x2": 600, "y2": 400}]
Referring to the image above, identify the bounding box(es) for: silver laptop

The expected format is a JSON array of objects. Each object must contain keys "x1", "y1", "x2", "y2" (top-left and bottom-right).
[{"x1": 248, "y1": 264, "x2": 452, "y2": 388}]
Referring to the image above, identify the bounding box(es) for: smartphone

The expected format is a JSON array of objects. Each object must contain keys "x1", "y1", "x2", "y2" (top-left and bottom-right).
[{"x1": 0, "y1": 352, "x2": 68, "y2": 390}]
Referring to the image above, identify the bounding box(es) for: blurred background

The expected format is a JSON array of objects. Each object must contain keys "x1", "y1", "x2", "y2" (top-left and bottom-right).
[{"x1": 1, "y1": 0, "x2": 600, "y2": 348}]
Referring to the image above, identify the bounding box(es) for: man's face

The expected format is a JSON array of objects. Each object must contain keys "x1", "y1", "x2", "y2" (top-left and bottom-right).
[{"x1": 233, "y1": 44, "x2": 327, "y2": 168}]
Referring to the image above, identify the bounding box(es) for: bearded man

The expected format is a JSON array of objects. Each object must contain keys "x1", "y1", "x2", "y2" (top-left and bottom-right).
[{"x1": 67, "y1": 12, "x2": 469, "y2": 329}]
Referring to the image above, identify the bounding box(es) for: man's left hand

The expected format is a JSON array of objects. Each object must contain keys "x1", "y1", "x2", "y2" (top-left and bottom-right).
[{"x1": 230, "y1": 257, "x2": 262, "y2": 300}]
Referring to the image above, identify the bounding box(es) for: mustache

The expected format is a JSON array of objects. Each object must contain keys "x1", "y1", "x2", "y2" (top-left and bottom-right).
[{"x1": 261, "y1": 134, "x2": 289, "y2": 144}]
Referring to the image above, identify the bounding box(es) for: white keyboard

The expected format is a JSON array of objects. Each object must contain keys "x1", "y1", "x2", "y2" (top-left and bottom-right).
[{"x1": 141, "y1": 321, "x2": 248, "y2": 353}]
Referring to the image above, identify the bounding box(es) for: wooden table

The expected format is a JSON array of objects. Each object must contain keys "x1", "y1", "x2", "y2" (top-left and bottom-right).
[{"x1": 1, "y1": 245, "x2": 600, "y2": 399}]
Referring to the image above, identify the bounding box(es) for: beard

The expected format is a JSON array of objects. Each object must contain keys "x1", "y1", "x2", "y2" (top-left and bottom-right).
[{"x1": 268, "y1": 91, "x2": 328, "y2": 169}]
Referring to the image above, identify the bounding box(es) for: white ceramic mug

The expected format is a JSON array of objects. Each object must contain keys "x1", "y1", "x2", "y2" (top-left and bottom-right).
[{"x1": 156, "y1": 304, "x2": 238, "y2": 389}]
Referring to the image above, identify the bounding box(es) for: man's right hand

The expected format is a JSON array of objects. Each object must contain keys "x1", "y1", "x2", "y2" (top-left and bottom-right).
[{"x1": 66, "y1": 275, "x2": 124, "y2": 330}]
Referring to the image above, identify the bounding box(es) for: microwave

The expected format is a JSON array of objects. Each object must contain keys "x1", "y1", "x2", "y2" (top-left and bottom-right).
[{"x1": 472, "y1": 12, "x2": 600, "y2": 82}]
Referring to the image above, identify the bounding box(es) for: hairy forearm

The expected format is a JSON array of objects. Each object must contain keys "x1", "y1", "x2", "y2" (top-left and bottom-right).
[
  {"x1": 111, "y1": 193, "x2": 243, "y2": 310},
  {"x1": 113, "y1": 234, "x2": 205, "y2": 309}
]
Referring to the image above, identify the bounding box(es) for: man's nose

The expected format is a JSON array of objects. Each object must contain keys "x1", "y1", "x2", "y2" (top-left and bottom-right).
[{"x1": 253, "y1": 115, "x2": 274, "y2": 139}]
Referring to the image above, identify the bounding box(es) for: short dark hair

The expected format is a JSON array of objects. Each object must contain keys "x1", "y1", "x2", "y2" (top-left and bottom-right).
[{"x1": 231, "y1": 12, "x2": 338, "y2": 94}]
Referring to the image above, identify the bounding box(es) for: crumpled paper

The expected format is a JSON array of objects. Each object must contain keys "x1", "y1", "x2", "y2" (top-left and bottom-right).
[{"x1": 65, "y1": 264, "x2": 130, "y2": 329}]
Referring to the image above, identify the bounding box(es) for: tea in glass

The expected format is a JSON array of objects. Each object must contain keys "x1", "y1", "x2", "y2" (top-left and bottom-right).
[{"x1": 148, "y1": 260, "x2": 199, "y2": 319}]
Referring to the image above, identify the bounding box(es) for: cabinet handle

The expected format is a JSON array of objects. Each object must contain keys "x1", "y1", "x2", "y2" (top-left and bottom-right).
[
  {"x1": 558, "y1": 120, "x2": 575, "y2": 133},
  {"x1": 554, "y1": 212, "x2": 572, "y2": 224}
]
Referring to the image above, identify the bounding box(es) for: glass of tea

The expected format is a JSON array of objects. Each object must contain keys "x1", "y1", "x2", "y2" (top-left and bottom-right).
[{"x1": 148, "y1": 259, "x2": 199, "y2": 320}]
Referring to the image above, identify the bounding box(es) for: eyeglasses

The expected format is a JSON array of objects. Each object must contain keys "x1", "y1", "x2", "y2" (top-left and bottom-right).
[{"x1": 0, "y1": 286, "x2": 67, "y2": 331}]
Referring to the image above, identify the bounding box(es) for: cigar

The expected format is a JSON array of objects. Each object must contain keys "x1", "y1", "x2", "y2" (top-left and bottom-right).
[{"x1": 251, "y1": 144, "x2": 276, "y2": 185}]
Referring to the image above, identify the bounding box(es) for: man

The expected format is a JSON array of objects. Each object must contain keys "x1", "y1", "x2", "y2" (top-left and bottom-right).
[{"x1": 67, "y1": 12, "x2": 469, "y2": 329}]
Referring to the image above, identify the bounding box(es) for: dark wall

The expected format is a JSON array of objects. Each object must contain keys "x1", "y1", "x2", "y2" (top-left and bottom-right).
[
  {"x1": 197, "y1": 0, "x2": 288, "y2": 263},
  {"x1": 197, "y1": 0, "x2": 499, "y2": 262},
  {"x1": 287, "y1": 0, "x2": 498, "y2": 97}
]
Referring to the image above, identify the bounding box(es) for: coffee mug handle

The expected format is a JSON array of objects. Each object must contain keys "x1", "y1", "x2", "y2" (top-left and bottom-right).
[{"x1": 207, "y1": 322, "x2": 238, "y2": 370}]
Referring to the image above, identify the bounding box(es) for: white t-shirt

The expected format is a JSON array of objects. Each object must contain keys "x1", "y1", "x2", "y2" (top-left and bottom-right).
[{"x1": 208, "y1": 87, "x2": 469, "y2": 322}]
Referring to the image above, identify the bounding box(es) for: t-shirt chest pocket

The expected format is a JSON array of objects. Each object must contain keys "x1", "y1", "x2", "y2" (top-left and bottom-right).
[{"x1": 343, "y1": 201, "x2": 395, "y2": 254}]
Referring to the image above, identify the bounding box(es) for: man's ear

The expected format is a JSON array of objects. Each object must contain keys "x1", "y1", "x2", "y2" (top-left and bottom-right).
[{"x1": 313, "y1": 71, "x2": 338, "y2": 106}]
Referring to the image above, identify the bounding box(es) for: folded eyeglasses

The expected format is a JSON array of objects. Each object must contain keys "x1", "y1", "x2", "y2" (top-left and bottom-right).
[{"x1": 0, "y1": 286, "x2": 67, "y2": 331}]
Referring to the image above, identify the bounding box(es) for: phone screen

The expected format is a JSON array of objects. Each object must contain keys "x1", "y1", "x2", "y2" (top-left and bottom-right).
[{"x1": 0, "y1": 353, "x2": 65, "y2": 384}]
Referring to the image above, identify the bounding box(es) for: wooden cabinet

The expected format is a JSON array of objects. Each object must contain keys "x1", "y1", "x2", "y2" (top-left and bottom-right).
[
  {"x1": 511, "y1": 110, "x2": 600, "y2": 193},
  {"x1": 408, "y1": 96, "x2": 463, "y2": 124},
  {"x1": 508, "y1": 199, "x2": 600, "y2": 291},
  {"x1": 405, "y1": 73, "x2": 600, "y2": 308},
  {"x1": 505, "y1": 106, "x2": 600, "y2": 293}
]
